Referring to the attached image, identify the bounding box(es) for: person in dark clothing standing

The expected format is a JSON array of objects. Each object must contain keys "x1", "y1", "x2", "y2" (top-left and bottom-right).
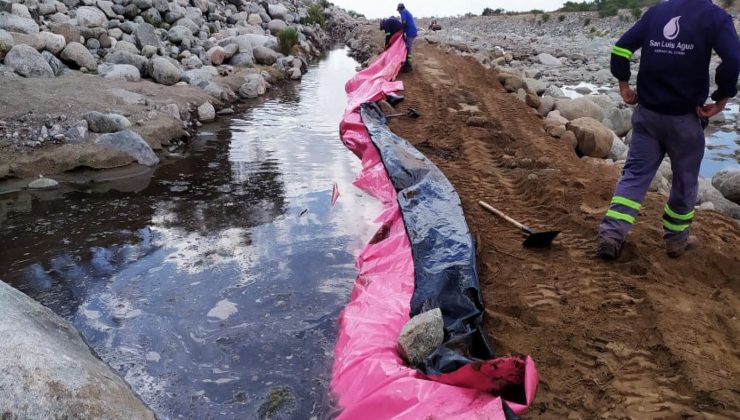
[
  {"x1": 598, "y1": 0, "x2": 740, "y2": 260},
  {"x1": 397, "y1": 3, "x2": 417, "y2": 72},
  {"x1": 379, "y1": 16, "x2": 403, "y2": 50}
]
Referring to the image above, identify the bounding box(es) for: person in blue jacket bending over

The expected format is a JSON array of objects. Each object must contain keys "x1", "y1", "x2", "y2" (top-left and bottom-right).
[
  {"x1": 397, "y1": 3, "x2": 417, "y2": 72},
  {"x1": 379, "y1": 16, "x2": 403, "y2": 50},
  {"x1": 598, "y1": 0, "x2": 740, "y2": 260}
]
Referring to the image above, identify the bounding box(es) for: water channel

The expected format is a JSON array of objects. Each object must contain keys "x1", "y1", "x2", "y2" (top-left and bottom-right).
[{"x1": 0, "y1": 48, "x2": 380, "y2": 419}]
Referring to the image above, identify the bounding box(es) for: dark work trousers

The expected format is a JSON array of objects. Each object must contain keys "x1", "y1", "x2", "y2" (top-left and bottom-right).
[{"x1": 599, "y1": 105, "x2": 705, "y2": 246}]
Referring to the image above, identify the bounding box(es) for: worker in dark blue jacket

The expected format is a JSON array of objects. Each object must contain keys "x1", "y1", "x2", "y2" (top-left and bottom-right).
[
  {"x1": 598, "y1": 0, "x2": 740, "y2": 260},
  {"x1": 379, "y1": 16, "x2": 403, "y2": 50},
  {"x1": 397, "y1": 3, "x2": 417, "y2": 72}
]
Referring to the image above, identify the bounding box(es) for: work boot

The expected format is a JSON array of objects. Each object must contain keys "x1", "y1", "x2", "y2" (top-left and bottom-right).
[
  {"x1": 597, "y1": 238, "x2": 621, "y2": 261},
  {"x1": 666, "y1": 235, "x2": 699, "y2": 258}
]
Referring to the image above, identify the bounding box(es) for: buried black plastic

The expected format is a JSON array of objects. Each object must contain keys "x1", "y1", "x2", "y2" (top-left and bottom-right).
[{"x1": 360, "y1": 102, "x2": 496, "y2": 375}]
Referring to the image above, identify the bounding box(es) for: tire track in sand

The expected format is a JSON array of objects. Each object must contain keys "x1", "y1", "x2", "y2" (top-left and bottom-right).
[{"x1": 384, "y1": 40, "x2": 740, "y2": 418}]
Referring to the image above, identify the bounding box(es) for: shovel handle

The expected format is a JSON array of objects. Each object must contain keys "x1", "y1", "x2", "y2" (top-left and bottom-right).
[{"x1": 478, "y1": 201, "x2": 526, "y2": 230}]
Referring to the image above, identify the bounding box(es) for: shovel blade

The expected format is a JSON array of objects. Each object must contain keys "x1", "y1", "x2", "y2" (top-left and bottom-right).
[
  {"x1": 407, "y1": 108, "x2": 421, "y2": 118},
  {"x1": 523, "y1": 231, "x2": 560, "y2": 248}
]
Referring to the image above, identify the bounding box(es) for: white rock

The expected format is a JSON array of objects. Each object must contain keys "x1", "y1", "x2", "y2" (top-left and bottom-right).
[
  {"x1": 537, "y1": 53, "x2": 562, "y2": 67},
  {"x1": 197, "y1": 102, "x2": 215, "y2": 122},
  {"x1": 28, "y1": 177, "x2": 59, "y2": 189},
  {"x1": 38, "y1": 31, "x2": 66, "y2": 54}
]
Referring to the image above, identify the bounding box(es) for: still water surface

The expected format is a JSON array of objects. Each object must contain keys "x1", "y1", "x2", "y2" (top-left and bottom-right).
[{"x1": 0, "y1": 48, "x2": 378, "y2": 419}]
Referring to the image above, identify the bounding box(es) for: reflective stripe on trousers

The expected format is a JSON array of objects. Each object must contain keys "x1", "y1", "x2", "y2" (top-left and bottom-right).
[{"x1": 599, "y1": 105, "x2": 705, "y2": 245}]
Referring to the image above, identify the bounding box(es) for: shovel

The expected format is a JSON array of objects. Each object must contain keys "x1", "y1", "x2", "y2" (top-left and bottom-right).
[
  {"x1": 478, "y1": 200, "x2": 560, "y2": 249},
  {"x1": 386, "y1": 108, "x2": 421, "y2": 119}
]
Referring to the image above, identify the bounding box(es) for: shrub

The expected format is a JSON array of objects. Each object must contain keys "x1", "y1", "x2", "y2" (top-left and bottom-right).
[
  {"x1": 482, "y1": 7, "x2": 504, "y2": 16},
  {"x1": 721, "y1": 0, "x2": 734, "y2": 6},
  {"x1": 583, "y1": 17, "x2": 591, "y2": 26},
  {"x1": 542, "y1": 13, "x2": 551, "y2": 22},
  {"x1": 348, "y1": 10, "x2": 365, "y2": 19},
  {"x1": 598, "y1": 4, "x2": 619, "y2": 17},
  {"x1": 302, "y1": 4, "x2": 326, "y2": 28},
  {"x1": 558, "y1": 14, "x2": 566, "y2": 22},
  {"x1": 630, "y1": 7, "x2": 642, "y2": 19},
  {"x1": 319, "y1": 0, "x2": 331, "y2": 8},
  {"x1": 278, "y1": 28, "x2": 299, "y2": 54}
]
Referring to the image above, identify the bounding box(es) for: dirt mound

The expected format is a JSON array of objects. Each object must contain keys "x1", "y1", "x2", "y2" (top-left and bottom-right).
[{"x1": 386, "y1": 40, "x2": 739, "y2": 418}]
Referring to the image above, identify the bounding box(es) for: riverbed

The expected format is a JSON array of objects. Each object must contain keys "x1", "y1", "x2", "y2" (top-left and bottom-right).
[
  {"x1": 562, "y1": 82, "x2": 740, "y2": 177},
  {"x1": 0, "y1": 48, "x2": 377, "y2": 419}
]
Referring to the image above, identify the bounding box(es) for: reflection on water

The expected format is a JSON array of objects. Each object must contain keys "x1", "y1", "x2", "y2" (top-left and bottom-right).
[{"x1": 0, "y1": 48, "x2": 378, "y2": 419}]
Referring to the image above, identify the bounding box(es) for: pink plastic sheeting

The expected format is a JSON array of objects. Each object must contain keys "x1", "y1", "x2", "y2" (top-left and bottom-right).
[{"x1": 332, "y1": 35, "x2": 538, "y2": 419}]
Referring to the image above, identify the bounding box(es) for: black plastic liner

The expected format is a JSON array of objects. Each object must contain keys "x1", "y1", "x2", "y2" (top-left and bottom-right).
[{"x1": 360, "y1": 102, "x2": 496, "y2": 376}]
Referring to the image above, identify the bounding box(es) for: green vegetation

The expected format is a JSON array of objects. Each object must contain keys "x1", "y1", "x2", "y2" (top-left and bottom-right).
[
  {"x1": 542, "y1": 13, "x2": 551, "y2": 22},
  {"x1": 277, "y1": 28, "x2": 299, "y2": 54},
  {"x1": 560, "y1": 1, "x2": 661, "y2": 16},
  {"x1": 558, "y1": 14, "x2": 566, "y2": 22},
  {"x1": 721, "y1": 0, "x2": 734, "y2": 7},
  {"x1": 583, "y1": 17, "x2": 591, "y2": 26},
  {"x1": 482, "y1": 7, "x2": 504, "y2": 16},
  {"x1": 302, "y1": 4, "x2": 326, "y2": 28},
  {"x1": 319, "y1": 0, "x2": 332, "y2": 8},
  {"x1": 630, "y1": 7, "x2": 642, "y2": 19},
  {"x1": 347, "y1": 10, "x2": 365, "y2": 19}
]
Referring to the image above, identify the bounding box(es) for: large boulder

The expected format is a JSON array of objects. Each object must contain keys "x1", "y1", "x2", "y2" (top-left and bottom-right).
[
  {"x1": 0, "y1": 28, "x2": 13, "y2": 59},
  {"x1": 95, "y1": 130, "x2": 159, "y2": 166},
  {"x1": 148, "y1": 56, "x2": 180, "y2": 85},
  {"x1": 397, "y1": 308, "x2": 444, "y2": 366},
  {"x1": 59, "y1": 42, "x2": 97, "y2": 70},
  {"x1": 83, "y1": 111, "x2": 132, "y2": 133},
  {"x1": 267, "y1": 19, "x2": 287, "y2": 34},
  {"x1": 238, "y1": 73, "x2": 267, "y2": 99},
  {"x1": 174, "y1": 17, "x2": 198, "y2": 33},
  {"x1": 0, "y1": 281, "x2": 155, "y2": 419},
  {"x1": 167, "y1": 25, "x2": 191, "y2": 44},
  {"x1": 608, "y1": 131, "x2": 628, "y2": 161},
  {"x1": 229, "y1": 52, "x2": 254, "y2": 67},
  {"x1": 105, "y1": 50, "x2": 147, "y2": 76},
  {"x1": 523, "y1": 78, "x2": 546, "y2": 95},
  {"x1": 603, "y1": 107, "x2": 633, "y2": 137},
  {"x1": 267, "y1": 3, "x2": 289, "y2": 20},
  {"x1": 543, "y1": 85, "x2": 565, "y2": 98},
  {"x1": 41, "y1": 50, "x2": 65, "y2": 76},
  {"x1": 98, "y1": 63, "x2": 140, "y2": 81},
  {"x1": 38, "y1": 31, "x2": 66, "y2": 54},
  {"x1": 697, "y1": 177, "x2": 740, "y2": 219},
  {"x1": 113, "y1": 40, "x2": 140, "y2": 54},
  {"x1": 566, "y1": 117, "x2": 614, "y2": 158},
  {"x1": 182, "y1": 66, "x2": 216, "y2": 87},
  {"x1": 75, "y1": 6, "x2": 108, "y2": 28},
  {"x1": 4, "y1": 44, "x2": 54, "y2": 78},
  {"x1": 206, "y1": 45, "x2": 224, "y2": 65},
  {"x1": 253, "y1": 45, "x2": 278, "y2": 65},
  {"x1": 197, "y1": 102, "x2": 215, "y2": 121},
  {"x1": 555, "y1": 97, "x2": 605, "y2": 121},
  {"x1": 537, "y1": 53, "x2": 561, "y2": 67},
  {"x1": 499, "y1": 73, "x2": 523, "y2": 93},
  {"x1": 0, "y1": 12, "x2": 39, "y2": 34},
  {"x1": 134, "y1": 22, "x2": 159, "y2": 49},
  {"x1": 48, "y1": 22, "x2": 81, "y2": 44},
  {"x1": 10, "y1": 3, "x2": 31, "y2": 19},
  {"x1": 712, "y1": 169, "x2": 740, "y2": 204}
]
